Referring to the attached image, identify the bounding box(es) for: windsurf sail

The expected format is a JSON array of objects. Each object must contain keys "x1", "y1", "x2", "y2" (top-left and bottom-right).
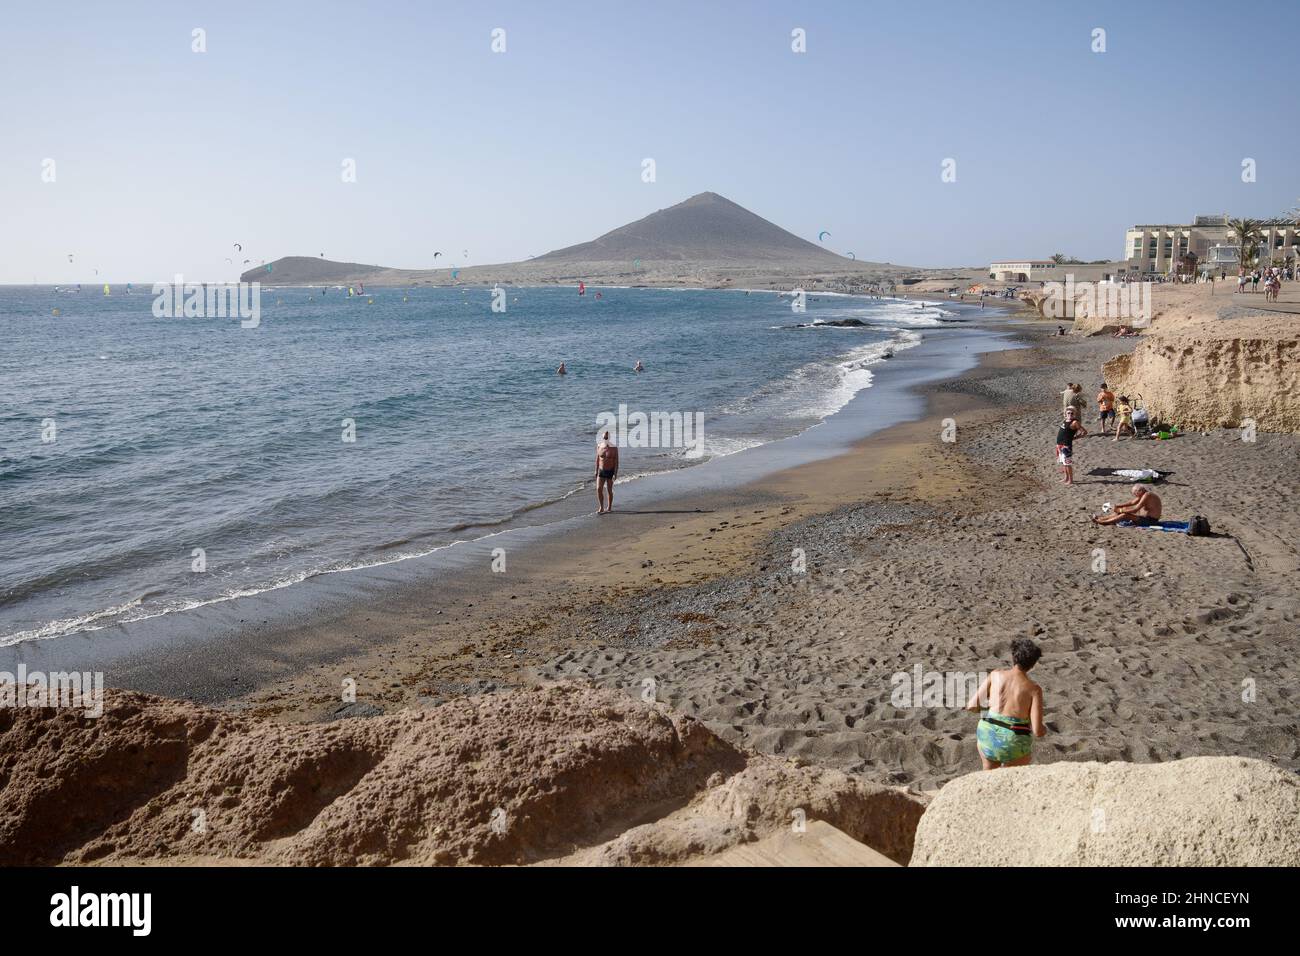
[{"x1": 578, "y1": 281, "x2": 586, "y2": 296}]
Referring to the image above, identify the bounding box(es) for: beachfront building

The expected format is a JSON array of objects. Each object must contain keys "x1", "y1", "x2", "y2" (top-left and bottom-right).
[
  {"x1": 1124, "y1": 214, "x2": 1299, "y2": 274},
  {"x1": 988, "y1": 260, "x2": 1060, "y2": 282}
]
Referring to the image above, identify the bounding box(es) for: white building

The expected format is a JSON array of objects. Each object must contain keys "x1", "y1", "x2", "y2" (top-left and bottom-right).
[
  {"x1": 988, "y1": 260, "x2": 1061, "y2": 282},
  {"x1": 1124, "y1": 214, "x2": 1298, "y2": 274}
]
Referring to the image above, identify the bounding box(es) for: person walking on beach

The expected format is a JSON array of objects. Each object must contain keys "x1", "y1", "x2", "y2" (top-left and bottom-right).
[
  {"x1": 1097, "y1": 383, "x2": 1116, "y2": 436},
  {"x1": 965, "y1": 638, "x2": 1047, "y2": 769},
  {"x1": 1055, "y1": 407, "x2": 1086, "y2": 485},
  {"x1": 595, "y1": 431, "x2": 619, "y2": 514}
]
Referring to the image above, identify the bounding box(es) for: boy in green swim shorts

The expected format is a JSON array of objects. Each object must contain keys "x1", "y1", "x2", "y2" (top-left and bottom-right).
[{"x1": 965, "y1": 638, "x2": 1048, "y2": 769}]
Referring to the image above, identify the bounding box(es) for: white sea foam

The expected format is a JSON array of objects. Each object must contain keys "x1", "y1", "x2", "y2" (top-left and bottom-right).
[{"x1": 802, "y1": 330, "x2": 924, "y2": 418}]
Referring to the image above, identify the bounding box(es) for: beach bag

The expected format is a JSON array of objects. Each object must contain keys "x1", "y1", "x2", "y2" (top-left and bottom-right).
[{"x1": 1187, "y1": 515, "x2": 1210, "y2": 536}]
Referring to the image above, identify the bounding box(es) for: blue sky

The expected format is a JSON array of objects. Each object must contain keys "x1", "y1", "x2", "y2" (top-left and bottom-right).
[{"x1": 2, "y1": 0, "x2": 1297, "y2": 282}]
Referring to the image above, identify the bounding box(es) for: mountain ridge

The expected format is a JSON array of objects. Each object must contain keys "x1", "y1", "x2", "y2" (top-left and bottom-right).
[{"x1": 242, "y1": 192, "x2": 907, "y2": 287}]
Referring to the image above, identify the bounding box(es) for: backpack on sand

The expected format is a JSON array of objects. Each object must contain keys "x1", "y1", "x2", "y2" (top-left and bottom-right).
[{"x1": 1187, "y1": 515, "x2": 1211, "y2": 536}]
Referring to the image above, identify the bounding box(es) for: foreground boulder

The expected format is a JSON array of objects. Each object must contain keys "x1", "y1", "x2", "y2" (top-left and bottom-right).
[
  {"x1": 911, "y1": 757, "x2": 1300, "y2": 866},
  {"x1": 0, "y1": 685, "x2": 924, "y2": 866}
]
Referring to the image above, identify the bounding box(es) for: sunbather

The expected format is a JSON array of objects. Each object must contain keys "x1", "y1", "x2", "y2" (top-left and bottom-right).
[{"x1": 1091, "y1": 484, "x2": 1162, "y2": 525}]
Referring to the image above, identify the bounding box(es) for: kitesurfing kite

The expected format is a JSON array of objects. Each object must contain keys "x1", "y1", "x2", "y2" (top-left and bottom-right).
[
  {"x1": 234, "y1": 243, "x2": 242, "y2": 252},
  {"x1": 847, "y1": 252, "x2": 856, "y2": 260},
  {"x1": 818, "y1": 231, "x2": 831, "y2": 242}
]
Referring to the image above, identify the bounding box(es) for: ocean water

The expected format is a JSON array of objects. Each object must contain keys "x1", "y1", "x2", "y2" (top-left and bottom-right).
[{"x1": 0, "y1": 284, "x2": 967, "y2": 645}]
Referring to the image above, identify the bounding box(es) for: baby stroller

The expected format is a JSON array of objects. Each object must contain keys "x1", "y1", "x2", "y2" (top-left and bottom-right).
[{"x1": 1130, "y1": 394, "x2": 1152, "y2": 438}]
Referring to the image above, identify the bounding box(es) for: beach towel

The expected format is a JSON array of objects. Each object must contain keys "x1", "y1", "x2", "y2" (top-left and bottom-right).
[
  {"x1": 1115, "y1": 468, "x2": 1160, "y2": 481},
  {"x1": 1087, "y1": 468, "x2": 1166, "y2": 481},
  {"x1": 1118, "y1": 519, "x2": 1190, "y2": 533}
]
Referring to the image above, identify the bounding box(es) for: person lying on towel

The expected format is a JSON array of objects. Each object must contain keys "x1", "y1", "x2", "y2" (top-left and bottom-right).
[{"x1": 1091, "y1": 484, "x2": 1162, "y2": 526}]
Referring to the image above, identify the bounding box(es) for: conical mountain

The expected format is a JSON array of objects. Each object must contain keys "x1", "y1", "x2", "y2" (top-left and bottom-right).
[{"x1": 534, "y1": 192, "x2": 849, "y2": 264}]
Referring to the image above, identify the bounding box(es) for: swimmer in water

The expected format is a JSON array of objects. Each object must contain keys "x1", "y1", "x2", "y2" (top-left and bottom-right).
[
  {"x1": 633, "y1": 360, "x2": 644, "y2": 373},
  {"x1": 556, "y1": 362, "x2": 567, "y2": 376}
]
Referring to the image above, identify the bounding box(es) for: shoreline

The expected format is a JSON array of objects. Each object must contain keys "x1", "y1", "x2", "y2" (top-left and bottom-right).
[
  {"x1": 0, "y1": 302, "x2": 1022, "y2": 700},
  {"x1": 11, "y1": 289, "x2": 1297, "y2": 797},
  {"x1": 6, "y1": 296, "x2": 1298, "y2": 862},
  {"x1": 221, "y1": 310, "x2": 1300, "y2": 795},
  {"x1": 223, "y1": 324, "x2": 1044, "y2": 723},
  {"x1": 1, "y1": 285, "x2": 984, "y2": 650}
]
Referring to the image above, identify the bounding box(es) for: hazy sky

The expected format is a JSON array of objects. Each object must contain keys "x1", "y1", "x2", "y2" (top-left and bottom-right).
[{"x1": 3, "y1": 0, "x2": 1297, "y2": 283}]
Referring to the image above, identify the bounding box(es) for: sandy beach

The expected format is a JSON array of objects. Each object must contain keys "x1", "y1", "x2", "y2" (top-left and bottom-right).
[
  {"x1": 209, "y1": 307, "x2": 1298, "y2": 791},
  {"x1": 4, "y1": 288, "x2": 1297, "y2": 866}
]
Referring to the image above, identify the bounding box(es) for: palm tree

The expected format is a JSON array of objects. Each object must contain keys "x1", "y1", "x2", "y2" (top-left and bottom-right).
[
  {"x1": 1228, "y1": 218, "x2": 1263, "y2": 271},
  {"x1": 1050, "y1": 253, "x2": 1067, "y2": 265}
]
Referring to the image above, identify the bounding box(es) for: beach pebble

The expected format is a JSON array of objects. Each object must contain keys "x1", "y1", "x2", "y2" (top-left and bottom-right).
[{"x1": 327, "y1": 702, "x2": 385, "y2": 721}]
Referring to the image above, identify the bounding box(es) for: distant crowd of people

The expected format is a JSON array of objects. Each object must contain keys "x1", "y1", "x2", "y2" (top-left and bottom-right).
[
  {"x1": 1236, "y1": 267, "x2": 1288, "y2": 301},
  {"x1": 1055, "y1": 382, "x2": 1141, "y2": 485}
]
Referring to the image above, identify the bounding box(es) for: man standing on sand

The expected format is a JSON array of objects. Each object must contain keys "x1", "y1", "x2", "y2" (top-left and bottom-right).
[
  {"x1": 595, "y1": 431, "x2": 619, "y2": 514},
  {"x1": 1097, "y1": 382, "x2": 1116, "y2": 436},
  {"x1": 966, "y1": 638, "x2": 1047, "y2": 769},
  {"x1": 1055, "y1": 407, "x2": 1086, "y2": 485},
  {"x1": 1068, "y1": 383, "x2": 1087, "y2": 424},
  {"x1": 1091, "y1": 484, "x2": 1162, "y2": 525}
]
